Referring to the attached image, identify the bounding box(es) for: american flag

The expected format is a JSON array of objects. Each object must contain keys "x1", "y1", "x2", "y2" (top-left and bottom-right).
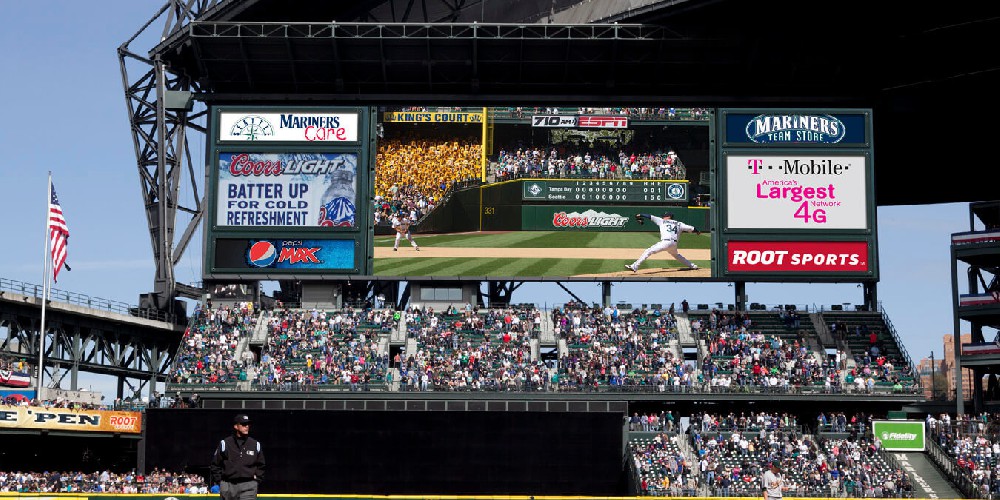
[{"x1": 49, "y1": 180, "x2": 70, "y2": 282}]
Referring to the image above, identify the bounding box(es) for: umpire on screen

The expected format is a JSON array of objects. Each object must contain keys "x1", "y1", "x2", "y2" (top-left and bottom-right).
[{"x1": 211, "y1": 414, "x2": 266, "y2": 500}]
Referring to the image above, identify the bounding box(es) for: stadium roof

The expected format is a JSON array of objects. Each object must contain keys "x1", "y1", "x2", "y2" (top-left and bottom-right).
[{"x1": 152, "y1": 0, "x2": 1000, "y2": 206}]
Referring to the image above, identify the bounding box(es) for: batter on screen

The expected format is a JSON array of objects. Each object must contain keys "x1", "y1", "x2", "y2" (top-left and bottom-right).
[{"x1": 626, "y1": 211, "x2": 699, "y2": 272}]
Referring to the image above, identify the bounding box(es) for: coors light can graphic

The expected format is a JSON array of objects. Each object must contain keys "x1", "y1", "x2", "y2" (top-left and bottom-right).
[{"x1": 318, "y1": 167, "x2": 356, "y2": 227}]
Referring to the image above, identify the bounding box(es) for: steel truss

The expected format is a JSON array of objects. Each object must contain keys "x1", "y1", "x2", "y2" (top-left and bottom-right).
[
  {"x1": 118, "y1": 1, "x2": 498, "y2": 319},
  {"x1": 0, "y1": 304, "x2": 180, "y2": 400}
]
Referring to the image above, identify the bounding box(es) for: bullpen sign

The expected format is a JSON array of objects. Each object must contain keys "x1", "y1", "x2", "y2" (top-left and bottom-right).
[
  {"x1": 0, "y1": 406, "x2": 142, "y2": 434},
  {"x1": 872, "y1": 420, "x2": 925, "y2": 451}
]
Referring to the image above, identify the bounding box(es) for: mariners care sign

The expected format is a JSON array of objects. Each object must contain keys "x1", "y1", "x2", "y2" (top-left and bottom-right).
[{"x1": 0, "y1": 405, "x2": 142, "y2": 434}]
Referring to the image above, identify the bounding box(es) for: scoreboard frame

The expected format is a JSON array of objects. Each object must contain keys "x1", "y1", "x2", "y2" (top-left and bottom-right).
[
  {"x1": 715, "y1": 108, "x2": 878, "y2": 281},
  {"x1": 199, "y1": 105, "x2": 878, "y2": 284},
  {"x1": 203, "y1": 105, "x2": 377, "y2": 280},
  {"x1": 521, "y1": 179, "x2": 689, "y2": 204}
]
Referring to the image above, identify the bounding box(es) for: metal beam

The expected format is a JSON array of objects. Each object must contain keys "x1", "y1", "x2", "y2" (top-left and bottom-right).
[
  {"x1": 0, "y1": 301, "x2": 181, "y2": 400},
  {"x1": 119, "y1": 1, "x2": 212, "y2": 318}
]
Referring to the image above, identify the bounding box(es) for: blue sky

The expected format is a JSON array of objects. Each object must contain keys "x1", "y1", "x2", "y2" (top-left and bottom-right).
[{"x1": 0, "y1": 1, "x2": 976, "y2": 400}]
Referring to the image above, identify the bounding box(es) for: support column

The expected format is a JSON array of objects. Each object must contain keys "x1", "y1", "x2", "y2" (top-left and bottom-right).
[{"x1": 734, "y1": 282, "x2": 747, "y2": 311}]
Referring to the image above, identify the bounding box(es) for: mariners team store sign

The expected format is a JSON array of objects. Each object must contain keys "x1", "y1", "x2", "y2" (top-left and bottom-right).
[{"x1": 719, "y1": 109, "x2": 876, "y2": 279}]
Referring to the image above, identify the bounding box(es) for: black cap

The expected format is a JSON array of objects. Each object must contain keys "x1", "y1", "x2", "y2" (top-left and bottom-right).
[
  {"x1": 233, "y1": 414, "x2": 252, "y2": 425},
  {"x1": 662, "y1": 212, "x2": 674, "y2": 218}
]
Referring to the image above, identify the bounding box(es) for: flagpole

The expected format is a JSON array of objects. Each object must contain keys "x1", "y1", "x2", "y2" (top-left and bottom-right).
[{"x1": 37, "y1": 172, "x2": 52, "y2": 401}]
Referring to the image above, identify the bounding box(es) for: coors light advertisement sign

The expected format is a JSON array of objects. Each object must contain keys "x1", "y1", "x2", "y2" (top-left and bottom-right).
[{"x1": 551, "y1": 209, "x2": 630, "y2": 228}]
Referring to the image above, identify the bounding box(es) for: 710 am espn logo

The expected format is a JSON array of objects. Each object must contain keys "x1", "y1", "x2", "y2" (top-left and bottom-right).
[{"x1": 531, "y1": 115, "x2": 628, "y2": 128}]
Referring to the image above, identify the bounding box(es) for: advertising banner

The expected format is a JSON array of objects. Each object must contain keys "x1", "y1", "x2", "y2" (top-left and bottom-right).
[
  {"x1": 218, "y1": 111, "x2": 359, "y2": 142},
  {"x1": 725, "y1": 112, "x2": 868, "y2": 145},
  {"x1": 214, "y1": 239, "x2": 356, "y2": 271},
  {"x1": 872, "y1": 420, "x2": 925, "y2": 451},
  {"x1": 726, "y1": 240, "x2": 870, "y2": 273},
  {"x1": 725, "y1": 154, "x2": 868, "y2": 230},
  {"x1": 522, "y1": 205, "x2": 703, "y2": 232},
  {"x1": 578, "y1": 116, "x2": 628, "y2": 128},
  {"x1": 216, "y1": 152, "x2": 358, "y2": 228},
  {"x1": 382, "y1": 111, "x2": 483, "y2": 123},
  {"x1": 532, "y1": 115, "x2": 578, "y2": 127},
  {"x1": 0, "y1": 406, "x2": 142, "y2": 434},
  {"x1": 0, "y1": 389, "x2": 35, "y2": 402}
]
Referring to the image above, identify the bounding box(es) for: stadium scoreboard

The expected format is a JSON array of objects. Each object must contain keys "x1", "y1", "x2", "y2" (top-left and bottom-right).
[
  {"x1": 204, "y1": 106, "x2": 377, "y2": 280},
  {"x1": 521, "y1": 179, "x2": 688, "y2": 203}
]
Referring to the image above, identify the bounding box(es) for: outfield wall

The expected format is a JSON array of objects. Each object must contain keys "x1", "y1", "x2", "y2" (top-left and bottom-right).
[
  {"x1": 412, "y1": 181, "x2": 706, "y2": 234},
  {"x1": 143, "y1": 409, "x2": 626, "y2": 495}
]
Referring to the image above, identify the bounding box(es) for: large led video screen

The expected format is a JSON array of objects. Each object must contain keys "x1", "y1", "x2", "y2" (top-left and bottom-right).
[
  {"x1": 204, "y1": 106, "x2": 876, "y2": 282},
  {"x1": 205, "y1": 107, "x2": 373, "y2": 277},
  {"x1": 372, "y1": 106, "x2": 713, "y2": 280}
]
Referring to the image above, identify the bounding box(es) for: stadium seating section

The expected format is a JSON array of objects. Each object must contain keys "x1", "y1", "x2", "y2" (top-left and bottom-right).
[{"x1": 166, "y1": 302, "x2": 920, "y2": 395}]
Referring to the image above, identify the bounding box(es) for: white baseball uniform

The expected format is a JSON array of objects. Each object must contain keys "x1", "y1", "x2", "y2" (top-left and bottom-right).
[
  {"x1": 392, "y1": 215, "x2": 419, "y2": 251},
  {"x1": 628, "y1": 214, "x2": 697, "y2": 270}
]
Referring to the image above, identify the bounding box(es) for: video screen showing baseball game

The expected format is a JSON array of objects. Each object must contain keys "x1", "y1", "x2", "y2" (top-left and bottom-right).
[{"x1": 372, "y1": 106, "x2": 713, "y2": 280}]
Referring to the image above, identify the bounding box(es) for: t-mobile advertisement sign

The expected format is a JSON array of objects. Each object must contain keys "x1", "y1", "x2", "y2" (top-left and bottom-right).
[
  {"x1": 727, "y1": 241, "x2": 869, "y2": 273},
  {"x1": 725, "y1": 155, "x2": 868, "y2": 230}
]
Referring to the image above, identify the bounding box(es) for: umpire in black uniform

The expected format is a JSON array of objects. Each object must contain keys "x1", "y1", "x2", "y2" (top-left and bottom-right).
[{"x1": 210, "y1": 414, "x2": 266, "y2": 500}]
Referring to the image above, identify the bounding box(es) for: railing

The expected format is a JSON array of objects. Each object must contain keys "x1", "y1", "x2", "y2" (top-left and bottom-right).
[
  {"x1": 879, "y1": 302, "x2": 922, "y2": 394},
  {"x1": 0, "y1": 277, "x2": 173, "y2": 323},
  {"x1": 165, "y1": 379, "x2": 921, "y2": 395},
  {"x1": 926, "y1": 430, "x2": 982, "y2": 499},
  {"x1": 250, "y1": 381, "x2": 390, "y2": 392},
  {"x1": 487, "y1": 106, "x2": 711, "y2": 122}
]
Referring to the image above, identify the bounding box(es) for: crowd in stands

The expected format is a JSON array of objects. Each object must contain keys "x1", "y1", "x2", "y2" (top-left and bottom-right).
[
  {"x1": 492, "y1": 146, "x2": 685, "y2": 181},
  {"x1": 692, "y1": 309, "x2": 841, "y2": 392},
  {"x1": 170, "y1": 302, "x2": 257, "y2": 386},
  {"x1": 631, "y1": 432, "x2": 699, "y2": 496},
  {"x1": 400, "y1": 304, "x2": 548, "y2": 391},
  {"x1": 554, "y1": 302, "x2": 688, "y2": 391},
  {"x1": 161, "y1": 299, "x2": 926, "y2": 398},
  {"x1": 0, "y1": 355, "x2": 28, "y2": 374},
  {"x1": 929, "y1": 412, "x2": 1000, "y2": 498},
  {"x1": 373, "y1": 129, "x2": 482, "y2": 224},
  {"x1": 253, "y1": 307, "x2": 392, "y2": 391},
  {"x1": 387, "y1": 106, "x2": 711, "y2": 121},
  {"x1": 628, "y1": 411, "x2": 915, "y2": 498},
  {"x1": 0, "y1": 469, "x2": 208, "y2": 493},
  {"x1": 492, "y1": 106, "x2": 710, "y2": 121}
]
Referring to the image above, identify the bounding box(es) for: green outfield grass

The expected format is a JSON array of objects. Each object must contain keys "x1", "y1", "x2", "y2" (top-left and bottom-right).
[
  {"x1": 374, "y1": 230, "x2": 710, "y2": 249},
  {"x1": 373, "y1": 231, "x2": 710, "y2": 277},
  {"x1": 373, "y1": 256, "x2": 707, "y2": 277}
]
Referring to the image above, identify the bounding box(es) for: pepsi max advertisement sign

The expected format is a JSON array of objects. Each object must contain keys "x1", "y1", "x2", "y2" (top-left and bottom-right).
[
  {"x1": 214, "y1": 238, "x2": 355, "y2": 271},
  {"x1": 724, "y1": 111, "x2": 868, "y2": 145}
]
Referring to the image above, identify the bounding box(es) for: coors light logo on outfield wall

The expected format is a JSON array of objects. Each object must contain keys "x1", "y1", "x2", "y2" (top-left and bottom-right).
[
  {"x1": 552, "y1": 210, "x2": 629, "y2": 228},
  {"x1": 745, "y1": 113, "x2": 846, "y2": 144}
]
